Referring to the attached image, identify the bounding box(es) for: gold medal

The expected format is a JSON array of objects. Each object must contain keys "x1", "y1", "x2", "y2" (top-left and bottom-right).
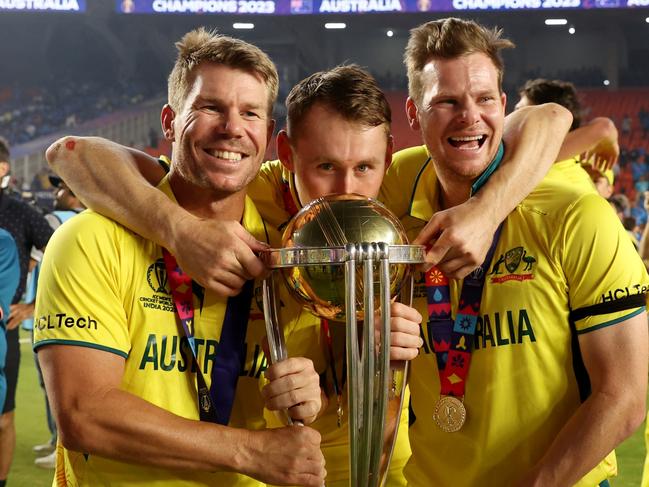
[{"x1": 433, "y1": 396, "x2": 466, "y2": 433}]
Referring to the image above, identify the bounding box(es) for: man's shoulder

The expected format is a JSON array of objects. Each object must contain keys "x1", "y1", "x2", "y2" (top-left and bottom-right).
[
  {"x1": 544, "y1": 159, "x2": 597, "y2": 194},
  {"x1": 249, "y1": 160, "x2": 291, "y2": 233},
  {"x1": 523, "y1": 175, "x2": 601, "y2": 214},
  {"x1": 391, "y1": 145, "x2": 430, "y2": 168},
  {"x1": 386, "y1": 145, "x2": 432, "y2": 189},
  {"x1": 381, "y1": 146, "x2": 433, "y2": 217},
  {"x1": 50, "y1": 210, "x2": 149, "y2": 248}
]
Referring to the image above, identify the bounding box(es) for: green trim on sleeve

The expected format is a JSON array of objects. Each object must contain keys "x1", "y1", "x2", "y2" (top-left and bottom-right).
[
  {"x1": 575, "y1": 307, "x2": 646, "y2": 335},
  {"x1": 33, "y1": 339, "x2": 129, "y2": 358}
]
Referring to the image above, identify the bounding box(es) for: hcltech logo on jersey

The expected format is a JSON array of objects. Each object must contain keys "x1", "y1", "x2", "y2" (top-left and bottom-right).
[
  {"x1": 489, "y1": 246, "x2": 537, "y2": 284},
  {"x1": 35, "y1": 313, "x2": 98, "y2": 331},
  {"x1": 140, "y1": 258, "x2": 175, "y2": 312}
]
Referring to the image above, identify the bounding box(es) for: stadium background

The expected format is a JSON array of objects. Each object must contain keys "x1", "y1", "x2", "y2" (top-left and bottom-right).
[{"x1": 0, "y1": 1, "x2": 647, "y2": 485}]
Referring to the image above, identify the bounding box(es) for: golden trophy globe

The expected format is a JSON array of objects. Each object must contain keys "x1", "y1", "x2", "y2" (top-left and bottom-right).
[{"x1": 261, "y1": 194, "x2": 425, "y2": 487}]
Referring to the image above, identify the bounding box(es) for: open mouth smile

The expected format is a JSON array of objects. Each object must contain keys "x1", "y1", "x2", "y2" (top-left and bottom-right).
[{"x1": 447, "y1": 135, "x2": 487, "y2": 150}]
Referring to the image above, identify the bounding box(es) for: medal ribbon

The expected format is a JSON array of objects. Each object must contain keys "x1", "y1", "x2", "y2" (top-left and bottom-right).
[
  {"x1": 425, "y1": 141, "x2": 505, "y2": 398},
  {"x1": 425, "y1": 225, "x2": 501, "y2": 397},
  {"x1": 162, "y1": 249, "x2": 254, "y2": 425}
]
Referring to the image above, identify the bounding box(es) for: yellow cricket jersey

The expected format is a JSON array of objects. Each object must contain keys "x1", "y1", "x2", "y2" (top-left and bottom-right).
[
  {"x1": 249, "y1": 160, "x2": 299, "y2": 237},
  {"x1": 382, "y1": 146, "x2": 649, "y2": 487},
  {"x1": 545, "y1": 156, "x2": 598, "y2": 193},
  {"x1": 33, "y1": 177, "x2": 278, "y2": 487},
  {"x1": 250, "y1": 159, "x2": 411, "y2": 486}
]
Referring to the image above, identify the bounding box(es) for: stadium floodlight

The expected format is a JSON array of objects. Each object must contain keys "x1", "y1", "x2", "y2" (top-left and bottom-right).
[
  {"x1": 387, "y1": 30, "x2": 394, "y2": 37},
  {"x1": 646, "y1": 17, "x2": 649, "y2": 23},
  {"x1": 603, "y1": 80, "x2": 610, "y2": 86},
  {"x1": 325, "y1": 23, "x2": 347, "y2": 29},
  {"x1": 568, "y1": 27, "x2": 576, "y2": 34},
  {"x1": 233, "y1": 23, "x2": 254, "y2": 29},
  {"x1": 545, "y1": 18, "x2": 568, "y2": 25}
]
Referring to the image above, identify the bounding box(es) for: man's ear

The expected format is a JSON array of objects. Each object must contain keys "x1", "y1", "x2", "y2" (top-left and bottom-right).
[
  {"x1": 406, "y1": 97, "x2": 421, "y2": 132},
  {"x1": 277, "y1": 130, "x2": 295, "y2": 172},
  {"x1": 161, "y1": 104, "x2": 176, "y2": 141}
]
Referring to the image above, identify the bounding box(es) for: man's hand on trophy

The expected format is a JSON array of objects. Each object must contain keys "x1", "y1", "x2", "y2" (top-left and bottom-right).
[
  {"x1": 240, "y1": 426, "x2": 326, "y2": 487},
  {"x1": 170, "y1": 217, "x2": 269, "y2": 296},
  {"x1": 262, "y1": 357, "x2": 323, "y2": 425},
  {"x1": 413, "y1": 197, "x2": 498, "y2": 279},
  {"x1": 383, "y1": 302, "x2": 423, "y2": 365}
]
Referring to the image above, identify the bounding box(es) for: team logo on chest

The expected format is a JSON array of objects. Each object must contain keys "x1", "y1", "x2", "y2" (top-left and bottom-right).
[
  {"x1": 147, "y1": 259, "x2": 170, "y2": 294},
  {"x1": 489, "y1": 246, "x2": 537, "y2": 284},
  {"x1": 140, "y1": 258, "x2": 175, "y2": 312}
]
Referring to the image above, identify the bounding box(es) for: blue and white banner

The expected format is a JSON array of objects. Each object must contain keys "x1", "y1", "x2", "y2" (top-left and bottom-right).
[
  {"x1": 115, "y1": 0, "x2": 647, "y2": 14},
  {"x1": 0, "y1": 0, "x2": 86, "y2": 11}
]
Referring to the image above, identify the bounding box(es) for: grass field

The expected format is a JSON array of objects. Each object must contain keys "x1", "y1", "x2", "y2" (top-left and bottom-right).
[{"x1": 6, "y1": 330, "x2": 648, "y2": 486}]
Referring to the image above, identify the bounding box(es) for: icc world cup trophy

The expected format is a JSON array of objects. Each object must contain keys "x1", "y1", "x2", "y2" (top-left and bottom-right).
[{"x1": 261, "y1": 194, "x2": 424, "y2": 487}]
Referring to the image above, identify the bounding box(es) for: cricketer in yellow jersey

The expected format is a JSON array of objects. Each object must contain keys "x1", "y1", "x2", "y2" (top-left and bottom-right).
[
  {"x1": 36, "y1": 28, "x2": 328, "y2": 487},
  {"x1": 46, "y1": 64, "x2": 573, "y2": 485},
  {"x1": 390, "y1": 17, "x2": 648, "y2": 486}
]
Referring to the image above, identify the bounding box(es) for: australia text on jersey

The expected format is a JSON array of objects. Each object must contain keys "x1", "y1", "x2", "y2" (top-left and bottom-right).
[{"x1": 139, "y1": 333, "x2": 268, "y2": 378}]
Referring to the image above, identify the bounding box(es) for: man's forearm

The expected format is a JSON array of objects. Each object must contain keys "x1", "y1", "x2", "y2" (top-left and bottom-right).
[
  {"x1": 42, "y1": 344, "x2": 324, "y2": 485},
  {"x1": 557, "y1": 117, "x2": 618, "y2": 162},
  {"x1": 519, "y1": 313, "x2": 648, "y2": 486},
  {"x1": 475, "y1": 103, "x2": 572, "y2": 222},
  {"x1": 519, "y1": 386, "x2": 645, "y2": 486},
  {"x1": 57, "y1": 385, "x2": 247, "y2": 472},
  {"x1": 46, "y1": 136, "x2": 190, "y2": 252}
]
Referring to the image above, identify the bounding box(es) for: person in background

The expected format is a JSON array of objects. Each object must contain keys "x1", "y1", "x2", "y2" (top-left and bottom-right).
[
  {"x1": 0, "y1": 230, "x2": 19, "y2": 417},
  {"x1": 0, "y1": 136, "x2": 53, "y2": 487},
  {"x1": 516, "y1": 77, "x2": 619, "y2": 197},
  {"x1": 30, "y1": 174, "x2": 86, "y2": 469}
]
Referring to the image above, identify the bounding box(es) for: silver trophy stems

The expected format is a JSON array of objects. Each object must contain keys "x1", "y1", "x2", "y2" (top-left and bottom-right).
[
  {"x1": 262, "y1": 274, "x2": 286, "y2": 363},
  {"x1": 344, "y1": 243, "x2": 361, "y2": 486},
  {"x1": 361, "y1": 243, "x2": 376, "y2": 486},
  {"x1": 262, "y1": 241, "x2": 423, "y2": 486},
  {"x1": 369, "y1": 244, "x2": 391, "y2": 486},
  {"x1": 377, "y1": 274, "x2": 414, "y2": 486},
  {"x1": 262, "y1": 274, "x2": 300, "y2": 426}
]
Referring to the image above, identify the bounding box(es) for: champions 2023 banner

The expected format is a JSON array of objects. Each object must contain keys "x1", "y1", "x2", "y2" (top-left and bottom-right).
[
  {"x1": 0, "y1": 0, "x2": 86, "y2": 11},
  {"x1": 116, "y1": 0, "x2": 649, "y2": 14}
]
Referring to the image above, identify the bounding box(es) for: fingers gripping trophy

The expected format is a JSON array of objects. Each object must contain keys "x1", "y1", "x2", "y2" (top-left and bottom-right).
[{"x1": 261, "y1": 194, "x2": 425, "y2": 487}]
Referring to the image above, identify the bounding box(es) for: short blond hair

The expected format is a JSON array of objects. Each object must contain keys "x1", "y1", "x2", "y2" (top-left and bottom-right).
[
  {"x1": 168, "y1": 27, "x2": 279, "y2": 115},
  {"x1": 404, "y1": 18, "x2": 514, "y2": 105}
]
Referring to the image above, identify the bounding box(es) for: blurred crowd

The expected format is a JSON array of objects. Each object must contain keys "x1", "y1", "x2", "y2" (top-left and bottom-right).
[{"x1": 0, "y1": 76, "x2": 163, "y2": 146}]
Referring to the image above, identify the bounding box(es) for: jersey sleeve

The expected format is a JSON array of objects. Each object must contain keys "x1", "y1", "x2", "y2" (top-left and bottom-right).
[
  {"x1": 561, "y1": 193, "x2": 649, "y2": 333},
  {"x1": 34, "y1": 212, "x2": 131, "y2": 358},
  {"x1": 379, "y1": 146, "x2": 430, "y2": 219}
]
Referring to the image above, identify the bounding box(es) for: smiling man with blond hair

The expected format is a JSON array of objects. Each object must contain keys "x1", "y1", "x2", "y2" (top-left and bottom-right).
[{"x1": 35, "y1": 28, "x2": 326, "y2": 487}]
